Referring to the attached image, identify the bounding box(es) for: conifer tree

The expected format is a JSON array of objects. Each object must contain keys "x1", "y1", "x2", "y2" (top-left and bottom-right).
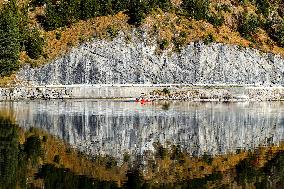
[
  {"x1": 44, "y1": 0, "x2": 64, "y2": 30},
  {"x1": 0, "y1": 0, "x2": 21, "y2": 76},
  {"x1": 25, "y1": 28, "x2": 44, "y2": 59},
  {"x1": 80, "y1": 0, "x2": 100, "y2": 20},
  {"x1": 19, "y1": 3, "x2": 29, "y2": 51},
  {"x1": 127, "y1": 0, "x2": 148, "y2": 26},
  {"x1": 61, "y1": 0, "x2": 81, "y2": 26}
]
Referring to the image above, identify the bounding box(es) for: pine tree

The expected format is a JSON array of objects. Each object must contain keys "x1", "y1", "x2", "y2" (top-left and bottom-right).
[
  {"x1": 44, "y1": 0, "x2": 64, "y2": 30},
  {"x1": 112, "y1": 0, "x2": 127, "y2": 14},
  {"x1": 25, "y1": 28, "x2": 44, "y2": 59},
  {"x1": 0, "y1": 0, "x2": 21, "y2": 76},
  {"x1": 127, "y1": 0, "x2": 148, "y2": 26},
  {"x1": 80, "y1": 0, "x2": 100, "y2": 20},
  {"x1": 19, "y1": 3, "x2": 29, "y2": 51},
  {"x1": 100, "y1": 0, "x2": 114, "y2": 15},
  {"x1": 61, "y1": 0, "x2": 81, "y2": 26}
]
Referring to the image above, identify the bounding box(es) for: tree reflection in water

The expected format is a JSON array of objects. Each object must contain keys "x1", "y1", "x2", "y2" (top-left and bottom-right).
[
  {"x1": 0, "y1": 116, "x2": 25, "y2": 188},
  {"x1": 1, "y1": 114, "x2": 284, "y2": 188}
]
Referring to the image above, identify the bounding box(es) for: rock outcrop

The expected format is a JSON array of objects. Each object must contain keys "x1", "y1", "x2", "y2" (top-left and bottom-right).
[{"x1": 17, "y1": 32, "x2": 284, "y2": 86}]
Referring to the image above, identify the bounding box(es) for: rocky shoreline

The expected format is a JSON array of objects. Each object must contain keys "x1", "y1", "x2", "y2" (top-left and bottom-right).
[
  {"x1": 0, "y1": 85, "x2": 284, "y2": 101},
  {"x1": 141, "y1": 87, "x2": 284, "y2": 102},
  {"x1": 0, "y1": 87, "x2": 71, "y2": 100}
]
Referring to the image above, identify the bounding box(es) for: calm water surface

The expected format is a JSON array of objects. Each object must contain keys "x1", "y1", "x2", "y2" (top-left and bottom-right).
[
  {"x1": 1, "y1": 100, "x2": 284, "y2": 158},
  {"x1": 1, "y1": 100, "x2": 284, "y2": 188}
]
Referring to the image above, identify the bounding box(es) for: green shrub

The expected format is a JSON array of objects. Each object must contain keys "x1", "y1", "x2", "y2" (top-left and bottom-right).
[
  {"x1": 238, "y1": 0, "x2": 252, "y2": 5},
  {"x1": 123, "y1": 152, "x2": 130, "y2": 163},
  {"x1": 159, "y1": 39, "x2": 169, "y2": 50},
  {"x1": 44, "y1": 2, "x2": 64, "y2": 30},
  {"x1": 238, "y1": 13, "x2": 260, "y2": 38},
  {"x1": 80, "y1": 0, "x2": 100, "y2": 20},
  {"x1": 181, "y1": 0, "x2": 210, "y2": 20},
  {"x1": 170, "y1": 145, "x2": 185, "y2": 163},
  {"x1": 203, "y1": 33, "x2": 215, "y2": 44},
  {"x1": 42, "y1": 136, "x2": 47, "y2": 142},
  {"x1": 25, "y1": 29, "x2": 45, "y2": 59},
  {"x1": 173, "y1": 37, "x2": 185, "y2": 52},
  {"x1": 148, "y1": 0, "x2": 173, "y2": 12},
  {"x1": 105, "y1": 156, "x2": 117, "y2": 169},
  {"x1": 267, "y1": 21, "x2": 284, "y2": 47},
  {"x1": 32, "y1": 0, "x2": 46, "y2": 7},
  {"x1": 42, "y1": 0, "x2": 175, "y2": 29},
  {"x1": 161, "y1": 103, "x2": 171, "y2": 110},
  {"x1": 44, "y1": 0, "x2": 81, "y2": 30},
  {"x1": 235, "y1": 156, "x2": 259, "y2": 184},
  {"x1": 173, "y1": 31, "x2": 187, "y2": 52},
  {"x1": 55, "y1": 31, "x2": 62, "y2": 40},
  {"x1": 106, "y1": 26, "x2": 119, "y2": 39},
  {"x1": 208, "y1": 14, "x2": 224, "y2": 27},
  {"x1": 256, "y1": 0, "x2": 270, "y2": 17},
  {"x1": 156, "y1": 146, "x2": 168, "y2": 159},
  {"x1": 127, "y1": 0, "x2": 148, "y2": 26},
  {"x1": 216, "y1": 4, "x2": 231, "y2": 13}
]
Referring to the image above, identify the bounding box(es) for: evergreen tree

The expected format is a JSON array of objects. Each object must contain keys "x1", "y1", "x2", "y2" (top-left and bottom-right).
[
  {"x1": 112, "y1": 0, "x2": 127, "y2": 14},
  {"x1": 19, "y1": 3, "x2": 29, "y2": 51},
  {"x1": 25, "y1": 28, "x2": 45, "y2": 59},
  {"x1": 127, "y1": 0, "x2": 148, "y2": 26},
  {"x1": 238, "y1": 12, "x2": 259, "y2": 38},
  {"x1": 44, "y1": 0, "x2": 64, "y2": 30},
  {"x1": 80, "y1": 0, "x2": 100, "y2": 20},
  {"x1": 0, "y1": 0, "x2": 21, "y2": 76},
  {"x1": 181, "y1": 0, "x2": 210, "y2": 20},
  {"x1": 45, "y1": 0, "x2": 81, "y2": 29},
  {"x1": 100, "y1": 0, "x2": 115, "y2": 15},
  {"x1": 61, "y1": 0, "x2": 81, "y2": 26},
  {"x1": 148, "y1": 0, "x2": 173, "y2": 12}
]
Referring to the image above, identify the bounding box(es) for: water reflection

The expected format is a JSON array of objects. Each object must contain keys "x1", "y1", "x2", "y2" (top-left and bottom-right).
[
  {"x1": 0, "y1": 117, "x2": 22, "y2": 188},
  {"x1": 0, "y1": 108, "x2": 284, "y2": 188},
  {"x1": 0, "y1": 100, "x2": 283, "y2": 159},
  {"x1": 0, "y1": 116, "x2": 43, "y2": 188}
]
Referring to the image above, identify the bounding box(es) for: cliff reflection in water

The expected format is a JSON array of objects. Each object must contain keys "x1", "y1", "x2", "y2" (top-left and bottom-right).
[{"x1": 0, "y1": 100, "x2": 283, "y2": 158}]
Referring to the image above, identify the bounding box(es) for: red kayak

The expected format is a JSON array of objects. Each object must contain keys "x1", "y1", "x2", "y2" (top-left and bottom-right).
[{"x1": 135, "y1": 98, "x2": 152, "y2": 103}]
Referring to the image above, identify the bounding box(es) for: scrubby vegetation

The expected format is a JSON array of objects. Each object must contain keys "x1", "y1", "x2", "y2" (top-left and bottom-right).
[{"x1": 2, "y1": 0, "x2": 284, "y2": 80}]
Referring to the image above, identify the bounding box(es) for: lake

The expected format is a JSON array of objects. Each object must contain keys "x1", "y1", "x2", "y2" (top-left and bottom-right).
[{"x1": 0, "y1": 100, "x2": 284, "y2": 188}]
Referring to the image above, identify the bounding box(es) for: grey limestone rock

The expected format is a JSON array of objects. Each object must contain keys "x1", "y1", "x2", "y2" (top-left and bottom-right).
[{"x1": 17, "y1": 32, "x2": 284, "y2": 86}]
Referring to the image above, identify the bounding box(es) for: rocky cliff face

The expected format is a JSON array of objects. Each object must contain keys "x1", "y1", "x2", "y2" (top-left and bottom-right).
[{"x1": 17, "y1": 32, "x2": 284, "y2": 86}]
